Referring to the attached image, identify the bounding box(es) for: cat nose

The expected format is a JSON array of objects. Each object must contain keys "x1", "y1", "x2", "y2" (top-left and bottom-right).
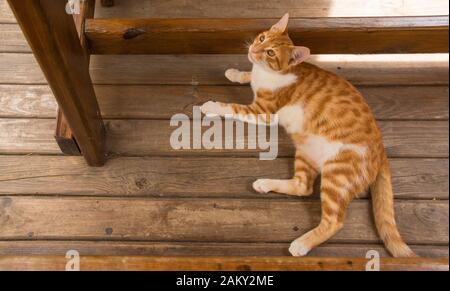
[{"x1": 250, "y1": 46, "x2": 261, "y2": 54}]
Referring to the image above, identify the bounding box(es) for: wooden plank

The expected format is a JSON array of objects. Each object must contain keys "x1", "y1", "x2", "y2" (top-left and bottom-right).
[
  {"x1": 93, "y1": 0, "x2": 450, "y2": 18},
  {"x1": 0, "y1": 0, "x2": 14, "y2": 23},
  {"x1": 1, "y1": 85, "x2": 448, "y2": 120},
  {"x1": 2, "y1": 0, "x2": 449, "y2": 24},
  {"x1": 0, "y1": 241, "x2": 447, "y2": 258},
  {"x1": 85, "y1": 17, "x2": 449, "y2": 55},
  {"x1": 1, "y1": 53, "x2": 448, "y2": 86},
  {"x1": 0, "y1": 255, "x2": 447, "y2": 271},
  {"x1": 3, "y1": 0, "x2": 449, "y2": 22},
  {"x1": 95, "y1": 85, "x2": 450, "y2": 120},
  {"x1": 0, "y1": 23, "x2": 29, "y2": 52},
  {"x1": 105, "y1": 120, "x2": 449, "y2": 158},
  {"x1": 0, "y1": 197, "x2": 447, "y2": 244},
  {"x1": 7, "y1": 0, "x2": 105, "y2": 166},
  {"x1": 0, "y1": 156, "x2": 447, "y2": 200},
  {"x1": 0, "y1": 119, "x2": 60, "y2": 154},
  {"x1": 88, "y1": 54, "x2": 450, "y2": 85},
  {"x1": 0, "y1": 85, "x2": 56, "y2": 118},
  {"x1": 0, "y1": 119, "x2": 447, "y2": 157}
]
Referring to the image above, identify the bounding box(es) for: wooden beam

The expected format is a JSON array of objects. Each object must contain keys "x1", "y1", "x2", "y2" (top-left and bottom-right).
[
  {"x1": 7, "y1": 0, "x2": 106, "y2": 166},
  {"x1": 55, "y1": 0, "x2": 96, "y2": 156},
  {"x1": 85, "y1": 16, "x2": 449, "y2": 55},
  {"x1": 0, "y1": 256, "x2": 447, "y2": 271}
]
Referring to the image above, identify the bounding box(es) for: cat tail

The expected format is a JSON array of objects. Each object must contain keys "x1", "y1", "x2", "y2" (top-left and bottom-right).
[{"x1": 370, "y1": 156, "x2": 417, "y2": 257}]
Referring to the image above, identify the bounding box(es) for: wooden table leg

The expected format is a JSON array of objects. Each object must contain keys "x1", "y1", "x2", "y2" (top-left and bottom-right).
[
  {"x1": 55, "y1": 0, "x2": 96, "y2": 156},
  {"x1": 7, "y1": 0, "x2": 106, "y2": 166}
]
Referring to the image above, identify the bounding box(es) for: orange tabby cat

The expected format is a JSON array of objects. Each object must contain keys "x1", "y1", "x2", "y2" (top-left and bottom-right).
[{"x1": 201, "y1": 13, "x2": 416, "y2": 257}]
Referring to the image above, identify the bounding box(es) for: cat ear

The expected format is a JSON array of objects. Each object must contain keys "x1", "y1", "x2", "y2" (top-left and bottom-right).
[
  {"x1": 289, "y1": 46, "x2": 311, "y2": 65},
  {"x1": 271, "y1": 13, "x2": 289, "y2": 33}
]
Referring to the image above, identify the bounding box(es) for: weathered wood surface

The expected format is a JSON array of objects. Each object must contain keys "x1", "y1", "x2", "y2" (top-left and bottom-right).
[
  {"x1": 92, "y1": 0, "x2": 450, "y2": 18},
  {"x1": 2, "y1": 0, "x2": 449, "y2": 23},
  {"x1": 0, "y1": 156, "x2": 447, "y2": 200},
  {"x1": 1, "y1": 85, "x2": 447, "y2": 120},
  {"x1": 105, "y1": 120, "x2": 449, "y2": 158},
  {"x1": 6, "y1": 0, "x2": 105, "y2": 166},
  {"x1": 1, "y1": 85, "x2": 448, "y2": 120},
  {"x1": 0, "y1": 119, "x2": 447, "y2": 157},
  {"x1": 0, "y1": 256, "x2": 447, "y2": 271},
  {"x1": 88, "y1": 54, "x2": 450, "y2": 86},
  {"x1": 0, "y1": 197, "x2": 447, "y2": 244},
  {"x1": 0, "y1": 118, "x2": 446, "y2": 157},
  {"x1": 0, "y1": 241, "x2": 447, "y2": 258},
  {"x1": 1, "y1": 53, "x2": 448, "y2": 85},
  {"x1": 0, "y1": 24, "x2": 29, "y2": 52}
]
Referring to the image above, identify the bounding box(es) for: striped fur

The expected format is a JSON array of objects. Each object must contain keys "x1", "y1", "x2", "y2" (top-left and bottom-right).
[{"x1": 201, "y1": 13, "x2": 415, "y2": 257}]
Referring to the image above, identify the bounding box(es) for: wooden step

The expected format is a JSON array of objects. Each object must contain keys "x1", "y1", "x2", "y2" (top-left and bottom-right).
[
  {"x1": 0, "y1": 197, "x2": 447, "y2": 245},
  {"x1": 0, "y1": 241, "x2": 448, "y2": 258},
  {"x1": 84, "y1": 16, "x2": 449, "y2": 55},
  {"x1": 2, "y1": 119, "x2": 446, "y2": 157},
  {"x1": 0, "y1": 256, "x2": 448, "y2": 271},
  {"x1": 0, "y1": 85, "x2": 448, "y2": 120},
  {"x1": 2, "y1": 0, "x2": 450, "y2": 24},
  {"x1": 93, "y1": 0, "x2": 450, "y2": 18},
  {"x1": 1, "y1": 53, "x2": 448, "y2": 85},
  {"x1": 0, "y1": 156, "x2": 447, "y2": 199}
]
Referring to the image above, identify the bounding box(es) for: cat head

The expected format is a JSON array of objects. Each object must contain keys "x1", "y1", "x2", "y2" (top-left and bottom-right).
[{"x1": 248, "y1": 13, "x2": 311, "y2": 72}]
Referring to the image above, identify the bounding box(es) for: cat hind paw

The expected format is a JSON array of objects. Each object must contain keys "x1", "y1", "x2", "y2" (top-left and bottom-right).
[{"x1": 289, "y1": 239, "x2": 310, "y2": 257}]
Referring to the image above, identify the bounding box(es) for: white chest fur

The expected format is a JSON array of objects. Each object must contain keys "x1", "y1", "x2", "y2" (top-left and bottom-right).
[
  {"x1": 251, "y1": 64, "x2": 297, "y2": 92},
  {"x1": 277, "y1": 103, "x2": 366, "y2": 170},
  {"x1": 277, "y1": 104, "x2": 305, "y2": 134}
]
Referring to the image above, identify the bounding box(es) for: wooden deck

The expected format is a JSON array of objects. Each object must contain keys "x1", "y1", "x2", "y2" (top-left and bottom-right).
[{"x1": 0, "y1": 0, "x2": 448, "y2": 266}]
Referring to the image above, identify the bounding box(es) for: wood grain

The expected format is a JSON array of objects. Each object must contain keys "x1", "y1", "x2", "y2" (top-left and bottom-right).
[
  {"x1": 7, "y1": 0, "x2": 105, "y2": 166},
  {"x1": 0, "y1": 0, "x2": 14, "y2": 23},
  {"x1": 0, "y1": 241, "x2": 447, "y2": 258},
  {"x1": 3, "y1": 0, "x2": 449, "y2": 23},
  {"x1": 0, "y1": 255, "x2": 447, "y2": 271},
  {"x1": 88, "y1": 54, "x2": 450, "y2": 85},
  {"x1": 0, "y1": 119, "x2": 447, "y2": 157},
  {"x1": 54, "y1": 0, "x2": 96, "y2": 157},
  {"x1": 0, "y1": 197, "x2": 447, "y2": 244},
  {"x1": 1, "y1": 53, "x2": 448, "y2": 86},
  {"x1": 0, "y1": 23, "x2": 29, "y2": 52},
  {"x1": 1, "y1": 85, "x2": 448, "y2": 120},
  {"x1": 0, "y1": 156, "x2": 446, "y2": 200},
  {"x1": 0, "y1": 85, "x2": 56, "y2": 118},
  {"x1": 105, "y1": 120, "x2": 449, "y2": 158},
  {"x1": 92, "y1": 0, "x2": 450, "y2": 18},
  {"x1": 85, "y1": 17, "x2": 449, "y2": 54}
]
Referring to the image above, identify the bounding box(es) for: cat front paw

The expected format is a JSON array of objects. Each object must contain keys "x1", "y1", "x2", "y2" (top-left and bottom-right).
[
  {"x1": 200, "y1": 101, "x2": 233, "y2": 117},
  {"x1": 225, "y1": 68, "x2": 241, "y2": 83},
  {"x1": 253, "y1": 179, "x2": 274, "y2": 194}
]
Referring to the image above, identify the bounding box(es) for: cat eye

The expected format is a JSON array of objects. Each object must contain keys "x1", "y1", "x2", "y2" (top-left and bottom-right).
[
  {"x1": 266, "y1": 49, "x2": 275, "y2": 57},
  {"x1": 259, "y1": 35, "x2": 265, "y2": 42}
]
